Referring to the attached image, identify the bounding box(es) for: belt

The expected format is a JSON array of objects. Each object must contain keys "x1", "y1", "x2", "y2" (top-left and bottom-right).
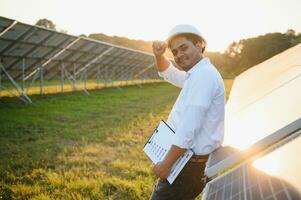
[{"x1": 189, "y1": 154, "x2": 209, "y2": 163}]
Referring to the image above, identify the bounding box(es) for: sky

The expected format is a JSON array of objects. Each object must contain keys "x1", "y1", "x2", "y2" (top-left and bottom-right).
[{"x1": 1, "y1": 0, "x2": 301, "y2": 52}]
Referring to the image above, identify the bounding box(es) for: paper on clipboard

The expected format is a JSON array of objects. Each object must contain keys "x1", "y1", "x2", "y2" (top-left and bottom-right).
[{"x1": 143, "y1": 120, "x2": 193, "y2": 184}]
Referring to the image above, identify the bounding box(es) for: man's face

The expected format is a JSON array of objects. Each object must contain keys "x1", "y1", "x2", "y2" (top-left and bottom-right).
[{"x1": 170, "y1": 36, "x2": 203, "y2": 72}]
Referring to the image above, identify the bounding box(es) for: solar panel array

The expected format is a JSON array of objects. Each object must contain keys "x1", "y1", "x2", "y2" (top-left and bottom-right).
[
  {"x1": 203, "y1": 43, "x2": 301, "y2": 199},
  {"x1": 0, "y1": 16, "x2": 159, "y2": 102},
  {"x1": 205, "y1": 43, "x2": 301, "y2": 178}
]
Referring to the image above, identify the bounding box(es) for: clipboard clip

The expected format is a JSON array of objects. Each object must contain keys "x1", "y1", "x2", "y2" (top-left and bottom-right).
[{"x1": 144, "y1": 128, "x2": 158, "y2": 146}]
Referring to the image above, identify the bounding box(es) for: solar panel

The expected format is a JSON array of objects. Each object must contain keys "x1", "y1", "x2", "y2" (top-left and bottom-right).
[
  {"x1": 203, "y1": 129, "x2": 301, "y2": 200},
  {"x1": 0, "y1": 16, "x2": 159, "y2": 102},
  {"x1": 205, "y1": 43, "x2": 301, "y2": 177}
]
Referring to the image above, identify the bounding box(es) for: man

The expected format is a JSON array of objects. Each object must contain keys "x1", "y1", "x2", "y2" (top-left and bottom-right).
[{"x1": 150, "y1": 24, "x2": 225, "y2": 200}]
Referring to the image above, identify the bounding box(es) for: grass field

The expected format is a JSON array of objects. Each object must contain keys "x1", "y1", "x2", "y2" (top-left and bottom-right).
[{"x1": 0, "y1": 80, "x2": 233, "y2": 200}]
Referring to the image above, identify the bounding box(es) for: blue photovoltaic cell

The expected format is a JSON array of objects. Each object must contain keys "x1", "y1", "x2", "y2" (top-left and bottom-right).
[
  {"x1": 203, "y1": 131, "x2": 301, "y2": 200},
  {"x1": 204, "y1": 163, "x2": 301, "y2": 200}
]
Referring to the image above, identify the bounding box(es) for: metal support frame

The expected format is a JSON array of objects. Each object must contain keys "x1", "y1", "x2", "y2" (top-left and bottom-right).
[
  {"x1": 0, "y1": 60, "x2": 32, "y2": 103},
  {"x1": 1, "y1": 57, "x2": 41, "y2": 99},
  {"x1": 25, "y1": 66, "x2": 40, "y2": 95},
  {"x1": 126, "y1": 60, "x2": 146, "y2": 85},
  {"x1": 120, "y1": 60, "x2": 142, "y2": 81},
  {"x1": 84, "y1": 67, "x2": 87, "y2": 90},
  {"x1": 104, "y1": 65, "x2": 109, "y2": 87},
  {"x1": 39, "y1": 61, "x2": 43, "y2": 96},
  {"x1": 0, "y1": 20, "x2": 17, "y2": 37},
  {"x1": 133, "y1": 63, "x2": 155, "y2": 79},
  {"x1": 0, "y1": 26, "x2": 37, "y2": 56},
  {"x1": 114, "y1": 61, "x2": 132, "y2": 80},
  {"x1": 68, "y1": 46, "x2": 116, "y2": 90},
  {"x1": 106, "y1": 65, "x2": 118, "y2": 86},
  {"x1": 115, "y1": 61, "x2": 128, "y2": 79},
  {"x1": 21, "y1": 58, "x2": 25, "y2": 91},
  {"x1": 109, "y1": 58, "x2": 144, "y2": 88},
  {"x1": 130, "y1": 63, "x2": 142, "y2": 80},
  {"x1": 44, "y1": 41, "x2": 96, "y2": 80},
  {"x1": 99, "y1": 64, "x2": 121, "y2": 90},
  {"x1": 61, "y1": 62, "x2": 65, "y2": 93},
  {"x1": 111, "y1": 66, "x2": 123, "y2": 90},
  {"x1": 82, "y1": 51, "x2": 155, "y2": 89},
  {"x1": 98, "y1": 64, "x2": 116, "y2": 88},
  {"x1": 111, "y1": 57, "x2": 146, "y2": 86},
  {"x1": 24, "y1": 37, "x2": 81, "y2": 81},
  {"x1": 75, "y1": 46, "x2": 115, "y2": 76},
  {"x1": 11, "y1": 32, "x2": 64, "y2": 79},
  {"x1": 63, "y1": 67, "x2": 90, "y2": 96},
  {"x1": 96, "y1": 65, "x2": 100, "y2": 89},
  {"x1": 114, "y1": 63, "x2": 136, "y2": 86},
  {"x1": 0, "y1": 17, "x2": 162, "y2": 102},
  {"x1": 73, "y1": 63, "x2": 76, "y2": 91},
  {"x1": 90, "y1": 64, "x2": 110, "y2": 87}
]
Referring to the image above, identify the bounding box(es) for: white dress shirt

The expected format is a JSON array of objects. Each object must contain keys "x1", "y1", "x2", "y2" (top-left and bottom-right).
[{"x1": 159, "y1": 58, "x2": 225, "y2": 155}]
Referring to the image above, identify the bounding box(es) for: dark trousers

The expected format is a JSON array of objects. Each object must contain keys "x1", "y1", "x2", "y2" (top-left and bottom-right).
[{"x1": 149, "y1": 160, "x2": 207, "y2": 200}]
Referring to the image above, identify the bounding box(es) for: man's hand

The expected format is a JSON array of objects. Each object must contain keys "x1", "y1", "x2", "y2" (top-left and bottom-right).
[
  {"x1": 152, "y1": 41, "x2": 167, "y2": 57},
  {"x1": 152, "y1": 145, "x2": 187, "y2": 180},
  {"x1": 153, "y1": 161, "x2": 172, "y2": 180},
  {"x1": 152, "y1": 41, "x2": 169, "y2": 72}
]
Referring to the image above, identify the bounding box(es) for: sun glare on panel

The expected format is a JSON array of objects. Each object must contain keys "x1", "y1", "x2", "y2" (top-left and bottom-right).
[
  {"x1": 252, "y1": 136, "x2": 301, "y2": 192},
  {"x1": 223, "y1": 105, "x2": 271, "y2": 150},
  {"x1": 252, "y1": 153, "x2": 281, "y2": 176}
]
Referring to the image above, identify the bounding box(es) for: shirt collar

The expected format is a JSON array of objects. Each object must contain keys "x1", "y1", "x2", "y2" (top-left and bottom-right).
[{"x1": 185, "y1": 57, "x2": 210, "y2": 79}]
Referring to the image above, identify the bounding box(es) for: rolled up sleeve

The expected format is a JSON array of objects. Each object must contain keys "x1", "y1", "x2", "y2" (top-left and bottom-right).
[
  {"x1": 158, "y1": 62, "x2": 186, "y2": 88},
  {"x1": 172, "y1": 105, "x2": 208, "y2": 149}
]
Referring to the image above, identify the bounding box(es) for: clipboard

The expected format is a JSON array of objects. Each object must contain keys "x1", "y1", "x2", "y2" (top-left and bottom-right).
[{"x1": 143, "y1": 120, "x2": 194, "y2": 184}]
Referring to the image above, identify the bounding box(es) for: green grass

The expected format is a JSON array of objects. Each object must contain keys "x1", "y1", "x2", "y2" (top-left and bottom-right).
[
  {"x1": 0, "y1": 81, "x2": 233, "y2": 200},
  {"x1": 0, "y1": 83, "x2": 180, "y2": 199}
]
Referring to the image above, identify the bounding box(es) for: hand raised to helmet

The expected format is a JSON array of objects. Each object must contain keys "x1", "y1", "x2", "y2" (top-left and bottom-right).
[{"x1": 152, "y1": 41, "x2": 167, "y2": 57}]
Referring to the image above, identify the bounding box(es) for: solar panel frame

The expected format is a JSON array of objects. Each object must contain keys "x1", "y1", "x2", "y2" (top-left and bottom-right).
[
  {"x1": 205, "y1": 43, "x2": 301, "y2": 178},
  {"x1": 205, "y1": 117, "x2": 301, "y2": 178},
  {"x1": 203, "y1": 129, "x2": 301, "y2": 200},
  {"x1": 0, "y1": 16, "x2": 163, "y2": 103}
]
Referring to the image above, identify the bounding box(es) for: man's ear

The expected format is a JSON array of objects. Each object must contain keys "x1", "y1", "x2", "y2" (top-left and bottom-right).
[
  {"x1": 195, "y1": 41, "x2": 205, "y2": 51},
  {"x1": 195, "y1": 41, "x2": 207, "y2": 53}
]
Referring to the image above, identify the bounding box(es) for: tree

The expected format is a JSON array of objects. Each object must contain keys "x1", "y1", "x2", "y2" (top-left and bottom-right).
[
  {"x1": 35, "y1": 18, "x2": 56, "y2": 30},
  {"x1": 286, "y1": 29, "x2": 296, "y2": 36},
  {"x1": 225, "y1": 42, "x2": 243, "y2": 58}
]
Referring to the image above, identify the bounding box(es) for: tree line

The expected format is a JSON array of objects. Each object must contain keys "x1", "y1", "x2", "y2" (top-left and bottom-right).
[
  {"x1": 89, "y1": 30, "x2": 301, "y2": 78},
  {"x1": 35, "y1": 19, "x2": 301, "y2": 78}
]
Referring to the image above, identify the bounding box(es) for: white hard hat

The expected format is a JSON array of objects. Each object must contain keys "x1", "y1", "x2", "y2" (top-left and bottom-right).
[{"x1": 166, "y1": 24, "x2": 205, "y2": 44}]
